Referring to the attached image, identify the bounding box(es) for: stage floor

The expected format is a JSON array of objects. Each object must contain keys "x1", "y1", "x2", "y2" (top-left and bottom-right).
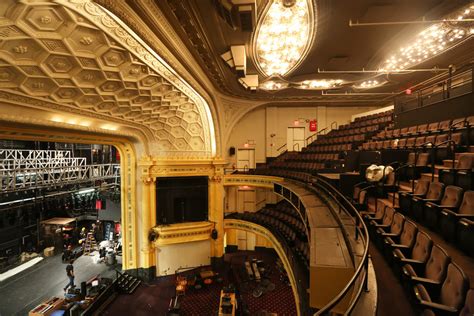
[{"x1": 0, "y1": 252, "x2": 120, "y2": 315}]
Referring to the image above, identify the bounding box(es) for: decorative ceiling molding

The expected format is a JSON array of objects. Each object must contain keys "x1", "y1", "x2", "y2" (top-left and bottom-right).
[{"x1": 0, "y1": 0, "x2": 217, "y2": 157}]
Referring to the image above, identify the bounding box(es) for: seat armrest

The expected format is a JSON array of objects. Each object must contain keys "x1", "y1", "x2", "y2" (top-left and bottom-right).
[
  {"x1": 381, "y1": 232, "x2": 399, "y2": 237},
  {"x1": 374, "y1": 223, "x2": 390, "y2": 229},
  {"x1": 400, "y1": 258, "x2": 424, "y2": 266},
  {"x1": 418, "y1": 300, "x2": 458, "y2": 315},
  {"x1": 390, "y1": 243, "x2": 410, "y2": 250},
  {"x1": 456, "y1": 214, "x2": 474, "y2": 219},
  {"x1": 411, "y1": 276, "x2": 442, "y2": 287},
  {"x1": 441, "y1": 209, "x2": 457, "y2": 217}
]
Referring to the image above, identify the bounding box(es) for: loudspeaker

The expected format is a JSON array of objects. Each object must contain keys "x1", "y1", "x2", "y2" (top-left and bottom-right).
[
  {"x1": 229, "y1": 146, "x2": 236, "y2": 156},
  {"x1": 211, "y1": 229, "x2": 218, "y2": 240}
]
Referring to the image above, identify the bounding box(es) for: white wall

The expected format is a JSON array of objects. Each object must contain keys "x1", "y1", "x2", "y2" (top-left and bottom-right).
[
  {"x1": 156, "y1": 240, "x2": 211, "y2": 276},
  {"x1": 227, "y1": 105, "x2": 380, "y2": 163}
]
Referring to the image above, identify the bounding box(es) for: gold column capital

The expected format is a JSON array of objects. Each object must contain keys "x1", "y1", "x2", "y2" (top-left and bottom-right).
[{"x1": 141, "y1": 176, "x2": 156, "y2": 185}]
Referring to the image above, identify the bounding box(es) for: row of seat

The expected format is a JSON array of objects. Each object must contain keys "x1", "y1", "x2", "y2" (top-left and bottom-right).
[
  {"x1": 363, "y1": 204, "x2": 473, "y2": 315},
  {"x1": 363, "y1": 132, "x2": 461, "y2": 150},
  {"x1": 268, "y1": 161, "x2": 327, "y2": 172},
  {"x1": 227, "y1": 209, "x2": 310, "y2": 270},
  {"x1": 398, "y1": 180, "x2": 474, "y2": 255},
  {"x1": 326, "y1": 124, "x2": 382, "y2": 138},
  {"x1": 303, "y1": 143, "x2": 352, "y2": 153},
  {"x1": 340, "y1": 111, "x2": 393, "y2": 129},
  {"x1": 373, "y1": 116, "x2": 473, "y2": 142}
]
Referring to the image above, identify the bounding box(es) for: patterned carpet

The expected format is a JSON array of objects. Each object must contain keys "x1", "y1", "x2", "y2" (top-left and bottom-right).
[{"x1": 102, "y1": 250, "x2": 296, "y2": 315}]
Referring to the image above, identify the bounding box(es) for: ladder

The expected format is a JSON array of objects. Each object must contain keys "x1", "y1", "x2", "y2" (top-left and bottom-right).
[{"x1": 83, "y1": 232, "x2": 97, "y2": 255}]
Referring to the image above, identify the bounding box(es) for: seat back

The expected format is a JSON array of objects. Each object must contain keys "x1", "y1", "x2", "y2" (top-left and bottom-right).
[
  {"x1": 456, "y1": 153, "x2": 474, "y2": 170},
  {"x1": 373, "y1": 203, "x2": 386, "y2": 219},
  {"x1": 435, "y1": 133, "x2": 448, "y2": 145},
  {"x1": 439, "y1": 120, "x2": 452, "y2": 131},
  {"x1": 398, "y1": 138, "x2": 407, "y2": 148},
  {"x1": 389, "y1": 212, "x2": 405, "y2": 235},
  {"x1": 382, "y1": 207, "x2": 395, "y2": 226},
  {"x1": 424, "y1": 244, "x2": 450, "y2": 281},
  {"x1": 439, "y1": 185, "x2": 463, "y2": 207},
  {"x1": 406, "y1": 137, "x2": 416, "y2": 147},
  {"x1": 415, "y1": 136, "x2": 426, "y2": 147},
  {"x1": 399, "y1": 220, "x2": 418, "y2": 248},
  {"x1": 414, "y1": 180, "x2": 430, "y2": 195},
  {"x1": 385, "y1": 171, "x2": 396, "y2": 186},
  {"x1": 427, "y1": 122, "x2": 439, "y2": 132},
  {"x1": 406, "y1": 152, "x2": 416, "y2": 165},
  {"x1": 458, "y1": 191, "x2": 474, "y2": 215},
  {"x1": 425, "y1": 182, "x2": 445, "y2": 200},
  {"x1": 425, "y1": 135, "x2": 436, "y2": 145},
  {"x1": 416, "y1": 153, "x2": 430, "y2": 167},
  {"x1": 440, "y1": 263, "x2": 469, "y2": 310},
  {"x1": 417, "y1": 124, "x2": 428, "y2": 134},
  {"x1": 460, "y1": 289, "x2": 474, "y2": 316},
  {"x1": 411, "y1": 231, "x2": 433, "y2": 262}
]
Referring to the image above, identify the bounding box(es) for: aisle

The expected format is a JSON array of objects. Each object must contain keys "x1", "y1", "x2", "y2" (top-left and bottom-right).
[
  {"x1": 369, "y1": 244, "x2": 416, "y2": 316},
  {"x1": 0, "y1": 253, "x2": 118, "y2": 316}
]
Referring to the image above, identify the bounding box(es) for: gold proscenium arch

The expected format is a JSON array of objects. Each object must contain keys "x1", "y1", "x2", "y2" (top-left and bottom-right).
[
  {"x1": 224, "y1": 219, "x2": 301, "y2": 316},
  {"x1": 0, "y1": 0, "x2": 221, "y2": 276}
]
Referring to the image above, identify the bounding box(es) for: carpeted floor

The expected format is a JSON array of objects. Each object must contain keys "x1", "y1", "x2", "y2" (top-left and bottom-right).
[
  {"x1": 369, "y1": 243, "x2": 417, "y2": 316},
  {"x1": 102, "y1": 250, "x2": 296, "y2": 316}
]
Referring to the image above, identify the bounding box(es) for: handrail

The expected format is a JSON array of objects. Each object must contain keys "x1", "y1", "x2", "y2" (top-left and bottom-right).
[
  {"x1": 331, "y1": 121, "x2": 338, "y2": 130},
  {"x1": 312, "y1": 175, "x2": 370, "y2": 315},
  {"x1": 293, "y1": 143, "x2": 300, "y2": 152},
  {"x1": 277, "y1": 143, "x2": 287, "y2": 152},
  {"x1": 316, "y1": 127, "x2": 328, "y2": 135},
  {"x1": 305, "y1": 133, "x2": 317, "y2": 146}
]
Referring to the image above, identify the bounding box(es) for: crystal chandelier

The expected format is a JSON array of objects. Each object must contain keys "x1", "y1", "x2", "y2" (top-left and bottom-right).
[
  {"x1": 379, "y1": 5, "x2": 474, "y2": 72},
  {"x1": 253, "y1": 0, "x2": 315, "y2": 77}
]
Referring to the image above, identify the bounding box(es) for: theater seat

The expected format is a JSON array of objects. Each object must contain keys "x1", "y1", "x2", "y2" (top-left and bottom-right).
[
  {"x1": 399, "y1": 180, "x2": 430, "y2": 216},
  {"x1": 423, "y1": 185, "x2": 463, "y2": 230},
  {"x1": 392, "y1": 231, "x2": 433, "y2": 277},
  {"x1": 375, "y1": 212, "x2": 405, "y2": 248},
  {"x1": 406, "y1": 153, "x2": 431, "y2": 180},
  {"x1": 369, "y1": 206, "x2": 395, "y2": 237},
  {"x1": 439, "y1": 191, "x2": 474, "y2": 241},
  {"x1": 439, "y1": 153, "x2": 474, "y2": 189},
  {"x1": 402, "y1": 244, "x2": 450, "y2": 292},
  {"x1": 413, "y1": 263, "x2": 469, "y2": 315},
  {"x1": 411, "y1": 182, "x2": 445, "y2": 222},
  {"x1": 383, "y1": 219, "x2": 417, "y2": 263}
]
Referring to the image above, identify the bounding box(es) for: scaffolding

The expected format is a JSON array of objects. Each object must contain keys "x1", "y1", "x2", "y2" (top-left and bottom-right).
[{"x1": 0, "y1": 150, "x2": 120, "y2": 192}]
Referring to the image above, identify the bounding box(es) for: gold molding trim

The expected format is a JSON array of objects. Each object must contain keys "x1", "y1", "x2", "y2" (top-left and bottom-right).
[
  {"x1": 223, "y1": 174, "x2": 283, "y2": 188},
  {"x1": 152, "y1": 221, "x2": 213, "y2": 246},
  {"x1": 224, "y1": 219, "x2": 301, "y2": 316}
]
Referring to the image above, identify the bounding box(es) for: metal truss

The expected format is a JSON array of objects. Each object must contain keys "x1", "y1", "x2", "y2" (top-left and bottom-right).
[
  {"x1": 0, "y1": 150, "x2": 119, "y2": 192},
  {"x1": 0, "y1": 158, "x2": 86, "y2": 171},
  {"x1": 0, "y1": 149, "x2": 72, "y2": 160}
]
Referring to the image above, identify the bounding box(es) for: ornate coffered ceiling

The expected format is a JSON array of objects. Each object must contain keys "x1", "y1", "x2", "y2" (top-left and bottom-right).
[{"x1": 0, "y1": 0, "x2": 216, "y2": 157}]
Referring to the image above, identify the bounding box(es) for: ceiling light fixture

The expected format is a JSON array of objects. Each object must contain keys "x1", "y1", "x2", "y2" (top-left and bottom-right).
[
  {"x1": 253, "y1": 0, "x2": 315, "y2": 77},
  {"x1": 353, "y1": 79, "x2": 385, "y2": 89},
  {"x1": 298, "y1": 79, "x2": 344, "y2": 89},
  {"x1": 259, "y1": 79, "x2": 289, "y2": 90},
  {"x1": 378, "y1": 5, "x2": 474, "y2": 73}
]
